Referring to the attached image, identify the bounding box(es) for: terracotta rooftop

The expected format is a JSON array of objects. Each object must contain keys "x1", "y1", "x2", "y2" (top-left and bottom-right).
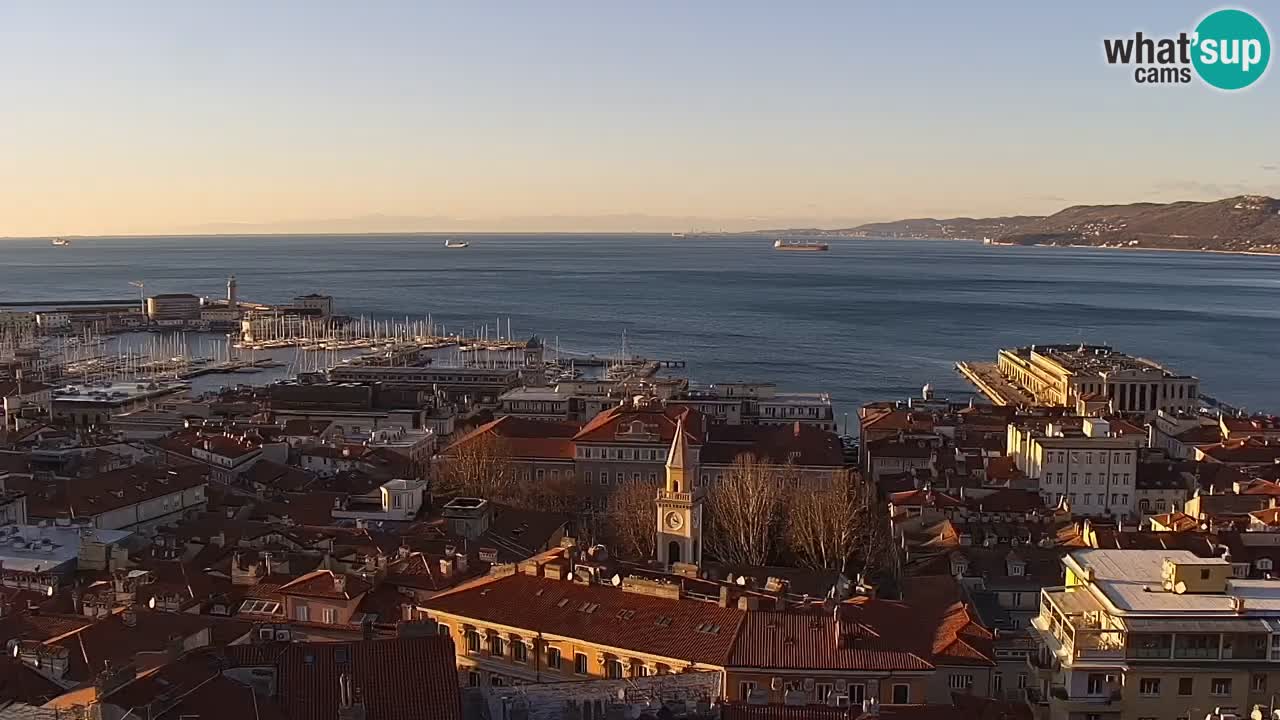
[
  {"x1": 279, "y1": 569, "x2": 372, "y2": 601},
  {"x1": 574, "y1": 403, "x2": 704, "y2": 444},
  {"x1": 701, "y1": 424, "x2": 844, "y2": 467},
  {"x1": 422, "y1": 571, "x2": 744, "y2": 666},
  {"x1": 728, "y1": 596, "x2": 966, "y2": 672},
  {"x1": 6, "y1": 463, "x2": 206, "y2": 519},
  {"x1": 225, "y1": 636, "x2": 461, "y2": 720},
  {"x1": 1200, "y1": 437, "x2": 1280, "y2": 465}
]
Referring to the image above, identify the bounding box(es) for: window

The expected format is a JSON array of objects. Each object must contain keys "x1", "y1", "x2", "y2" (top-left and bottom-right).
[
  {"x1": 295, "y1": 605, "x2": 310, "y2": 622},
  {"x1": 1259, "y1": 558, "x2": 1275, "y2": 572},
  {"x1": 513, "y1": 640, "x2": 527, "y2": 663},
  {"x1": 1084, "y1": 473, "x2": 1092, "y2": 485},
  {"x1": 1253, "y1": 674, "x2": 1267, "y2": 692},
  {"x1": 740, "y1": 681, "x2": 757, "y2": 700},
  {"x1": 847, "y1": 683, "x2": 866, "y2": 703},
  {"x1": 1139, "y1": 678, "x2": 1161, "y2": 696},
  {"x1": 1178, "y1": 677, "x2": 1193, "y2": 695},
  {"x1": 467, "y1": 670, "x2": 480, "y2": 688},
  {"x1": 992, "y1": 674, "x2": 1003, "y2": 693},
  {"x1": 466, "y1": 630, "x2": 481, "y2": 652},
  {"x1": 1211, "y1": 678, "x2": 1231, "y2": 696},
  {"x1": 489, "y1": 635, "x2": 505, "y2": 656},
  {"x1": 322, "y1": 607, "x2": 336, "y2": 624},
  {"x1": 1017, "y1": 673, "x2": 1027, "y2": 690},
  {"x1": 1156, "y1": 499, "x2": 1167, "y2": 511},
  {"x1": 574, "y1": 652, "x2": 588, "y2": 675},
  {"x1": 816, "y1": 683, "x2": 833, "y2": 703},
  {"x1": 1087, "y1": 674, "x2": 1105, "y2": 695},
  {"x1": 948, "y1": 674, "x2": 974, "y2": 690},
  {"x1": 547, "y1": 647, "x2": 561, "y2": 669},
  {"x1": 605, "y1": 659, "x2": 623, "y2": 679},
  {"x1": 615, "y1": 472, "x2": 623, "y2": 484},
  {"x1": 891, "y1": 684, "x2": 909, "y2": 704},
  {"x1": 438, "y1": 624, "x2": 450, "y2": 637}
]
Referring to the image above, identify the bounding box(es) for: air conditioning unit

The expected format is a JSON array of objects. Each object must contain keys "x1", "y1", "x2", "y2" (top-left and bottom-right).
[
  {"x1": 258, "y1": 628, "x2": 274, "y2": 641},
  {"x1": 275, "y1": 629, "x2": 291, "y2": 641}
]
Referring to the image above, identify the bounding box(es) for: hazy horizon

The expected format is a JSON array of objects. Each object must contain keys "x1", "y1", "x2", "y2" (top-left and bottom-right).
[{"x1": 3, "y1": 1, "x2": 1277, "y2": 237}]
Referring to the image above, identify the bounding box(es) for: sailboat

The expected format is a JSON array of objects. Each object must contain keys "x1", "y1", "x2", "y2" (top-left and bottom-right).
[{"x1": 443, "y1": 239, "x2": 470, "y2": 249}]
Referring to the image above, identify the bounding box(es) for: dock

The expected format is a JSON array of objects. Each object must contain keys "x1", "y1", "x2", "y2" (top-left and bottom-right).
[{"x1": 954, "y1": 361, "x2": 1035, "y2": 407}]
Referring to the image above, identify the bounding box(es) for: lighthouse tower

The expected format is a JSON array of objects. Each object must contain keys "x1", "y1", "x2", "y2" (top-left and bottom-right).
[{"x1": 227, "y1": 275, "x2": 238, "y2": 311}]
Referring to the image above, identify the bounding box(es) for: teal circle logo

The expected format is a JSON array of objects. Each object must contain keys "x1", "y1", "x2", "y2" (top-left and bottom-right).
[{"x1": 1192, "y1": 9, "x2": 1270, "y2": 90}]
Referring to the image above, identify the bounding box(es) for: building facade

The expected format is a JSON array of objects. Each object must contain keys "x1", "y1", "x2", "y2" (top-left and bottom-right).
[{"x1": 1029, "y1": 549, "x2": 1280, "y2": 720}]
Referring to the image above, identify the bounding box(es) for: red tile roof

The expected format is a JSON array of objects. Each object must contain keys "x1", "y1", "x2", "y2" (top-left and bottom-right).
[
  {"x1": 440, "y1": 416, "x2": 580, "y2": 461},
  {"x1": 279, "y1": 570, "x2": 372, "y2": 601},
  {"x1": 702, "y1": 424, "x2": 844, "y2": 467},
  {"x1": 6, "y1": 464, "x2": 206, "y2": 519},
  {"x1": 574, "y1": 403, "x2": 704, "y2": 444},
  {"x1": 0, "y1": 656, "x2": 64, "y2": 707},
  {"x1": 226, "y1": 637, "x2": 461, "y2": 720},
  {"x1": 728, "y1": 600, "x2": 934, "y2": 672},
  {"x1": 1200, "y1": 438, "x2": 1280, "y2": 465},
  {"x1": 422, "y1": 572, "x2": 744, "y2": 666},
  {"x1": 890, "y1": 488, "x2": 963, "y2": 509}
]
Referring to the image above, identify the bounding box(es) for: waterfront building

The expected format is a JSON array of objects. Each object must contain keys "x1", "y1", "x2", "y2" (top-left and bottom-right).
[
  {"x1": 669, "y1": 382, "x2": 837, "y2": 431},
  {"x1": 293, "y1": 292, "x2": 335, "y2": 317},
  {"x1": 1028, "y1": 549, "x2": 1280, "y2": 720},
  {"x1": 1007, "y1": 417, "x2": 1142, "y2": 518},
  {"x1": 34, "y1": 311, "x2": 71, "y2": 330},
  {"x1": 144, "y1": 293, "x2": 202, "y2": 322},
  {"x1": 996, "y1": 345, "x2": 1198, "y2": 415},
  {"x1": 326, "y1": 365, "x2": 520, "y2": 407},
  {"x1": 0, "y1": 310, "x2": 36, "y2": 336}
]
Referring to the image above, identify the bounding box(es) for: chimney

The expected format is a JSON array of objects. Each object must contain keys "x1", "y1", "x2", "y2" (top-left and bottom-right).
[
  {"x1": 438, "y1": 557, "x2": 455, "y2": 578},
  {"x1": 793, "y1": 421, "x2": 802, "y2": 437},
  {"x1": 122, "y1": 607, "x2": 137, "y2": 628},
  {"x1": 333, "y1": 574, "x2": 347, "y2": 594},
  {"x1": 718, "y1": 585, "x2": 733, "y2": 608}
]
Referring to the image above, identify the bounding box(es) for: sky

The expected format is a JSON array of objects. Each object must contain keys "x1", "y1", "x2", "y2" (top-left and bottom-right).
[{"x1": 1, "y1": 1, "x2": 1277, "y2": 236}]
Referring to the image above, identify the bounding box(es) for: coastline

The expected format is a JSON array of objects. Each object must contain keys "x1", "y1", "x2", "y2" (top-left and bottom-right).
[{"x1": 975, "y1": 238, "x2": 1280, "y2": 258}]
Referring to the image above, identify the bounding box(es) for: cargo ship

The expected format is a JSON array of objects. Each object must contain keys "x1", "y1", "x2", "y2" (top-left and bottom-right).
[
  {"x1": 443, "y1": 239, "x2": 470, "y2": 249},
  {"x1": 773, "y1": 239, "x2": 829, "y2": 252}
]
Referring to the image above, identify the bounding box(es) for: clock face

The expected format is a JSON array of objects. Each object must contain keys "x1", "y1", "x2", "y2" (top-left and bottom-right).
[{"x1": 665, "y1": 512, "x2": 684, "y2": 530}]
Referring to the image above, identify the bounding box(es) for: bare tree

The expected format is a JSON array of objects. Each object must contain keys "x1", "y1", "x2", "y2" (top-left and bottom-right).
[
  {"x1": 435, "y1": 432, "x2": 518, "y2": 499},
  {"x1": 605, "y1": 479, "x2": 658, "y2": 561},
  {"x1": 788, "y1": 469, "x2": 888, "y2": 577},
  {"x1": 704, "y1": 454, "x2": 788, "y2": 566}
]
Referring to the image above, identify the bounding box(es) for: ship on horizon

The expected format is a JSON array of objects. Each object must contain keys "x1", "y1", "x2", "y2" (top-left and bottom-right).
[
  {"x1": 773, "y1": 238, "x2": 828, "y2": 252},
  {"x1": 51, "y1": 237, "x2": 70, "y2": 247},
  {"x1": 443, "y1": 239, "x2": 470, "y2": 249}
]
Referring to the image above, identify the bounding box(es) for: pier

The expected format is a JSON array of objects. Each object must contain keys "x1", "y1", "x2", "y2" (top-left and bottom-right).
[{"x1": 954, "y1": 361, "x2": 1035, "y2": 407}]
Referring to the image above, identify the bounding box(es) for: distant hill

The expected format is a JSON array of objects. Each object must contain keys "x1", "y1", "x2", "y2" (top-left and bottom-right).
[{"x1": 766, "y1": 196, "x2": 1280, "y2": 254}]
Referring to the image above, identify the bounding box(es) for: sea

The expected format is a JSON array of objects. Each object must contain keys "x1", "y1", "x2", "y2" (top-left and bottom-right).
[{"x1": 2, "y1": 234, "x2": 1279, "y2": 423}]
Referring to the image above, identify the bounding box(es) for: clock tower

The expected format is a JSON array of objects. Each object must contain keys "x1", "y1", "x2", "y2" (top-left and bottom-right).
[{"x1": 656, "y1": 416, "x2": 702, "y2": 568}]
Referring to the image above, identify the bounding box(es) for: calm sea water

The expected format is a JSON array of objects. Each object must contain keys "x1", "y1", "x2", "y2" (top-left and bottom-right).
[{"x1": 2, "y1": 234, "x2": 1278, "y2": 418}]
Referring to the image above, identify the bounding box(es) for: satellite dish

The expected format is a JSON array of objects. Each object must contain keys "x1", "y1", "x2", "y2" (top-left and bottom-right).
[
  {"x1": 736, "y1": 576, "x2": 747, "y2": 587},
  {"x1": 11, "y1": 643, "x2": 18, "y2": 658},
  {"x1": 148, "y1": 596, "x2": 157, "y2": 609},
  {"x1": 1174, "y1": 581, "x2": 1188, "y2": 595},
  {"x1": 46, "y1": 585, "x2": 54, "y2": 598},
  {"x1": 611, "y1": 574, "x2": 622, "y2": 587}
]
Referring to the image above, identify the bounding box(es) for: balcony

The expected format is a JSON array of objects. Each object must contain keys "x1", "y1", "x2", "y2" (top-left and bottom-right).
[{"x1": 1031, "y1": 588, "x2": 1125, "y2": 663}]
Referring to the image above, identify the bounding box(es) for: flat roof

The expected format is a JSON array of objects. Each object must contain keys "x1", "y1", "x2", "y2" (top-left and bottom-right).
[
  {"x1": 1067, "y1": 549, "x2": 1280, "y2": 615},
  {"x1": 52, "y1": 382, "x2": 189, "y2": 404},
  {"x1": 0, "y1": 524, "x2": 133, "y2": 573}
]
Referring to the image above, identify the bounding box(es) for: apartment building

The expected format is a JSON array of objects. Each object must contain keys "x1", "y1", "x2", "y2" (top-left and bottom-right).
[
  {"x1": 1029, "y1": 549, "x2": 1280, "y2": 720},
  {"x1": 1008, "y1": 418, "x2": 1141, "y2": 518}
]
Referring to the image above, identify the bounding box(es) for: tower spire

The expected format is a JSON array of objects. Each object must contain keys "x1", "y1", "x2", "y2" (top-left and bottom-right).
[{"x1": 665, "y1": 417, "x2": 688, "y2": 492}]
